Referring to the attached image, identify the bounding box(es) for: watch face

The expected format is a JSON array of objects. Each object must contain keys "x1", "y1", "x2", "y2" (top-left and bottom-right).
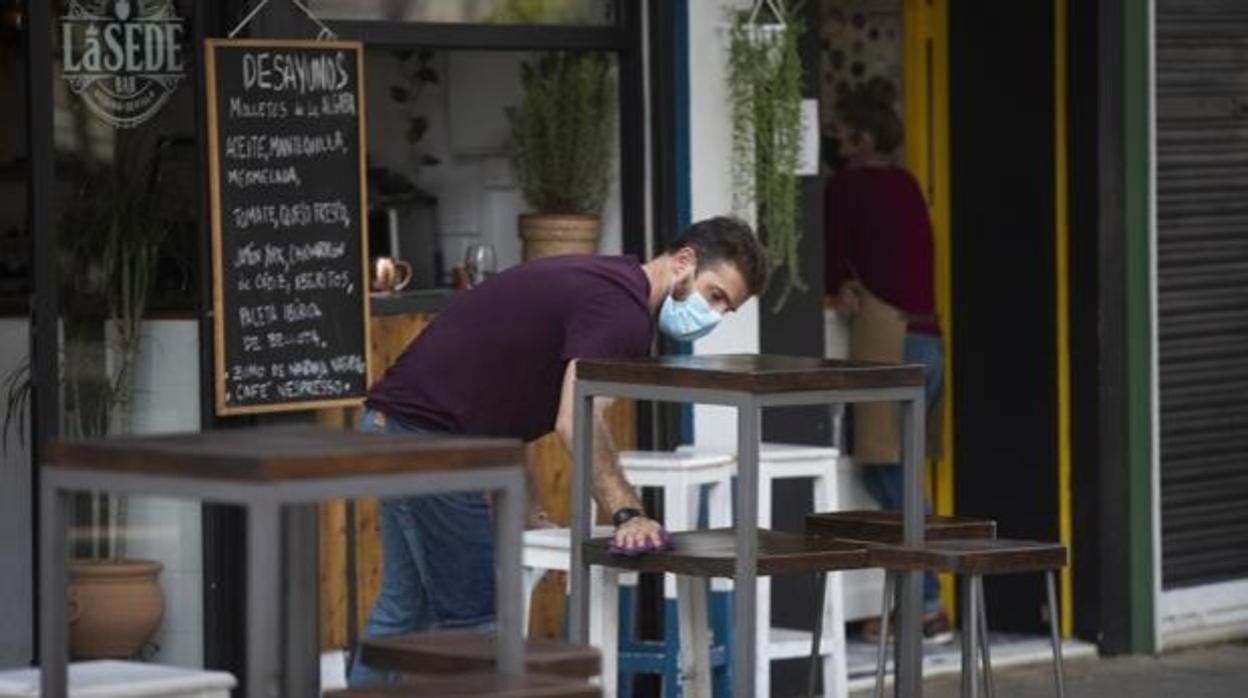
[{"x1": 613, "y1": 508, "x2": 642, "y2": 526}]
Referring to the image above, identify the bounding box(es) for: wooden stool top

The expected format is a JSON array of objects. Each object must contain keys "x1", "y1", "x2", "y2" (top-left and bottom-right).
[
  {"x1": 324, "y1": 672, "x2": 599, "y2": 697},
  {"x1": 577, "y1": 354, "x2": 923, "y2": 394},
  {"x1": 360, "y1": 631, "x2": 600, "y2": 679},
  {"x1": 866, "y1": 538, "x2": 1068, "y2": 576},
  {"x1": 583, "y1": 528, "x2": 869, "y2": 577},
  {"x1": 46, "y1": 426, "x2": 523, "y2": 482},
  {"x1": 806, "y1": 510, "x2": 997, "y2": 544}
]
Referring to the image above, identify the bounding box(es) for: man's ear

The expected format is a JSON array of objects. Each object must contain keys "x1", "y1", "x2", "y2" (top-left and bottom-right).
[{"x1": 674, "y1": 246, "x2": 698, "y2": 278}]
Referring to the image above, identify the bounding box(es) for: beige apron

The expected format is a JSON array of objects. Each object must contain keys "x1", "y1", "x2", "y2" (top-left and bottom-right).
[
  {"x1": 847, "y1": 281, "x2": 943, "y2": 464},
  {"x1": 848, "y1": 281, "x2": 907, "y2": 464}
]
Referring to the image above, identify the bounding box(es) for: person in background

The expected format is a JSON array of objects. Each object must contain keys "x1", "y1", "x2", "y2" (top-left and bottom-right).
[
  {"x1": 824, "y1": 78, "x2": 951, "y2": 644},
  {"x1": 348, "y1": 217, "x2": 769, "y2": 686}
]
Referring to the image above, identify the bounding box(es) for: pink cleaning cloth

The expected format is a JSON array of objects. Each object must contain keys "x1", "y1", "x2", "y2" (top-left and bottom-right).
[{"x1": 608, "y1": 526, "x2": 675, "y2": 557}]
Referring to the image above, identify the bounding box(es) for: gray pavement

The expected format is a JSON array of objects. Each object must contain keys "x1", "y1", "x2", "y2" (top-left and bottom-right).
[{"x1": 885, "y1": 641, "x2": 1248, "y2": 698}]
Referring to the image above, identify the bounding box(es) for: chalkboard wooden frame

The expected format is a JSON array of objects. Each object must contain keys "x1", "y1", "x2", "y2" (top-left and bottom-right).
[{"x1": 205, "y1": 38, "x2": 372, "y2": 416}]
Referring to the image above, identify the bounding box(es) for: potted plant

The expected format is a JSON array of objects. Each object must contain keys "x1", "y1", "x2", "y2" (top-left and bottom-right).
[
  {"x1": 3, "y1": 133, "x2": 185, "y2": 659},
  {"x1": 506, "y1": 51, "x2": 616, "y2": 260},
  {"x1": 728, "y1": 0, "x2": 805, "y2": 310}
]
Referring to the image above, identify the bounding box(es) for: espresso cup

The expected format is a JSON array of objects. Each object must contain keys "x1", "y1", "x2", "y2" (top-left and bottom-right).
[{"x1": 372, "y1": 257, "x2": 413, "y2": 293}]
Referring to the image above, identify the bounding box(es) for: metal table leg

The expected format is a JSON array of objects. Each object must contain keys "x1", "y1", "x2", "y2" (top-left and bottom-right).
[
  {"x1": 808, "y1": 572, "x2": 828, "y2": 698},
  {"x1": 897, "y1": 390, "x2": 927, "y2": 697},
  {"x1": 495, "y1": 467, "x2": 527, "y2": 674},
  {"x1": 248, "y1": 501, "x2": 283, "y2": 698},
  {"x1": 568, "y1": 382, "x2": 594, "y2": 645},
  {"x1": 39, "y1": 481, "x2": 71, "y2": 698},
  {"x1": 284, "y1": 505, "x2": 320, "y2": 697},
  {"x1": 734, "y1": 400, "x2": 761, "y2": 697},
  {"x1": 961, "y1": 576, "x2": 980, "y2": 698}
]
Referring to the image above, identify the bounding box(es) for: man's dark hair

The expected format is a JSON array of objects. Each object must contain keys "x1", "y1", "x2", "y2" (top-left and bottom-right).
[{"x1": 664, "y1": 216, "x2": 769, "y2": 296}]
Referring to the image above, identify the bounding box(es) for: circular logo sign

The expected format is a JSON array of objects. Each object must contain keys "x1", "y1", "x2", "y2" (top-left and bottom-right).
[{"x1": 60, "y1": 0, "x2": 187, "y2": 129}]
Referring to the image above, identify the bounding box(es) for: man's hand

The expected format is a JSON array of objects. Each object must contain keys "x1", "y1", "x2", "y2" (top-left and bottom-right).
[{"x1": 612, "y1": 515, "x2": 665, "y2": 551}]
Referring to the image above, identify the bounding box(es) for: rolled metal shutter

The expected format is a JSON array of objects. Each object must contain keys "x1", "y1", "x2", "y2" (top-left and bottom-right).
[{"x1": 1157, "y1": 0, "x2": 1248, "y2": 589}]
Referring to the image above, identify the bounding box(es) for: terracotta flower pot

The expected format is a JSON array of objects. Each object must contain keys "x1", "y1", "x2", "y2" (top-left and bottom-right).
[
  {"x1": 519, "y1": 213, "x2": 600, "y2": 261},
  {"x1": 68, "y1": 559, "x2": 165, "y2": 659}
]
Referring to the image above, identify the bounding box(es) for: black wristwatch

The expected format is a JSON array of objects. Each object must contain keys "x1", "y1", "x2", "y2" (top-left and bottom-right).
[{"x1": 611, "y1": 507, "x2": 644, "y2": 527}]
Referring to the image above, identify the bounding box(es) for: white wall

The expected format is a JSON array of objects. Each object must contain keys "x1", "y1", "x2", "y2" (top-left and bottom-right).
[
  {"x1": 364, "y1": 49, "x2": 624, "y2": 276},
  {"x1": 0, "y1": 319, "x2": 32, "y2": 667},
  {"x1": 116, "y1": 320, "x2": 204, "y2": 667},
  {"x1": 688, "y1": 0, "x2": 761, "y2": 450},
  {"x1": 0, "y1": 322, "x2": 205, "y2": 670}
]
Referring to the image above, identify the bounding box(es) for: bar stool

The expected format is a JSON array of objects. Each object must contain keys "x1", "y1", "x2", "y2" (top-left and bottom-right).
[
  {"x1": 521, "y1": 451, "x2": 736, "y2": 697},
  {"x1": 583, "y1": 529, "x2": 873, "y2": 698},
  {"x1": 616, "y1": 450, "x2": 736, "y2": 698},
  {"x1": 805, "y1": 511, "x2": 998, "y2": 697},
  {"x1": 681, "y1": 443, "x2": 847, "y2": 698},
  {"x1": 806, "y1": 532, "x2": 1068, "y2": 698},
  {"x1": 523, "y1": 526, "x2": 619, "y2": 697}
]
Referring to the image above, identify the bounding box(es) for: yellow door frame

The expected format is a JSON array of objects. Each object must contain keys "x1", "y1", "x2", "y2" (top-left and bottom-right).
[
  {"x1": 901, "y1": 0, "x2": 956, "y2": 618},
  {"x1": 900, "y1": 0, "x2": 1074, "y2": 637}
]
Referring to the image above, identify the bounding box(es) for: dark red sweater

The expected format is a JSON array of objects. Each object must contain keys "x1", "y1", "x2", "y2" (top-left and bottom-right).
[{"x1": 824, "y1": 163, "x2": 939, "y2": 336}]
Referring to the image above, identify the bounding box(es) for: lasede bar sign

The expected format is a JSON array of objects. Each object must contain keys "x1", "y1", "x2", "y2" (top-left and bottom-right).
[{"x1": 61, "y1": 0, "x2": 186, "y2": 128}]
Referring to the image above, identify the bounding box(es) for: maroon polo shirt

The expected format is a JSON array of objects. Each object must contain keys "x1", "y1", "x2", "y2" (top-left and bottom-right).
[{"x1": 366, "y1": 254, "x2": 653, "y2": 441}]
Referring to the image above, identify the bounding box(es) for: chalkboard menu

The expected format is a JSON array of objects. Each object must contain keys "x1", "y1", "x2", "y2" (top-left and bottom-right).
[{"x1": 205, "y1": 39, "x2": 370, "y2": 415}]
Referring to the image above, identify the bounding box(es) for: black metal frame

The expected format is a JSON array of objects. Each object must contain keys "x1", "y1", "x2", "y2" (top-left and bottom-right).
[
  {"x1": 26, "y1": 0, "x2": 58, "y2": 662},
  {"x1": 1068, "y1": 0, "x2": 1104, "y2": 645},
  {"x1": 1095, "y1": 0, "x2": 1134, "y2": 656}
]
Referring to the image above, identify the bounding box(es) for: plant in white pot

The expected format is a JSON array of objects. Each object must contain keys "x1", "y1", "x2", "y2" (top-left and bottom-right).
[{"x1": 506, "y1": 51, "x2": 616, "y2": 261}]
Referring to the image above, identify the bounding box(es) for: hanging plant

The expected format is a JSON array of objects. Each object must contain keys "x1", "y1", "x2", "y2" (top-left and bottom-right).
[{"x1": 728, "y1": 0, "x2": 805, "y2": 311}]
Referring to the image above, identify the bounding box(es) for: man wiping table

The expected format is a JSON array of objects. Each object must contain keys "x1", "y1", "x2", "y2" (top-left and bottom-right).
[{"x1": 348, "y1": 216, "x2": 768, "y2": 686}]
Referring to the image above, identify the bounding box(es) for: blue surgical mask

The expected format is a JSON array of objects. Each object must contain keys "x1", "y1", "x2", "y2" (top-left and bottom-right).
[{"x1": 658, "y1": 289, "x2": 722, "y2": 342}]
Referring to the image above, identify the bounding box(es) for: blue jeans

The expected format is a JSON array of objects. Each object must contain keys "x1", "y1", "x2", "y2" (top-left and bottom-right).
[
  {"x1": 861, "y1": 333, "x2": 943, "y2": 614},
  {"x1": 347, "y1": 409, "x2": 497, "y2": 687}
]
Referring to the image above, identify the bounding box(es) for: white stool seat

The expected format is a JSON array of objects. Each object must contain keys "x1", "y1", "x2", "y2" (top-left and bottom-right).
[
  {"x1": 677, "y1": 442, "x2": 849, "y2": 698},
  {"x1": 0, "y1": 661, "x2": 235, "y2": 697}
]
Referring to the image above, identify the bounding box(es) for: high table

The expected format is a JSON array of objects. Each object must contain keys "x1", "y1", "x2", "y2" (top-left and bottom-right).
[
  {"x1": 568, "y1": 355, "x2": 926, "y2": 697},
  {"x1": 39, "y1": 426, "x2": 527, "y2": 698}
]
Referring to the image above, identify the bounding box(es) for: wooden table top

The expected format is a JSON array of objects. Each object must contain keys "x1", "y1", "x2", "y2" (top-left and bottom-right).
[
  {"x1": 805, "y1": 511, "x2": 998, "y2": 544},
  {"x1": 46, "y1": 426, "x2": 524, "y2": 482},
  {"x1": 324, "y1": 672, "x2": 599, "y2": 697},
  {"x1": 583, "y1": 528, "x2": 870, "y2": 577},
  {"x1": 865, "y1": 538, "x2": 1069, "y2": 575},
  {"x1": 360, "y1": 631, "x2": 600, "y2": 679},
  {"x1": 577, "y1": 354, "x2": 923, "y2": 393}
]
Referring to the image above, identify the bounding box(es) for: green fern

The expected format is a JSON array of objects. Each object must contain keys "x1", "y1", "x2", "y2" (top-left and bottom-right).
[{"x1": 507, "y1": 52, "x2": 616, "y2": 215}]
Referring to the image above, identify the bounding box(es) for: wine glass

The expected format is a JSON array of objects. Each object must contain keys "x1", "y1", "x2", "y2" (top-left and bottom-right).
[{"x1": 463, "y1": 243, "x2": 496, "y2": 287}]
